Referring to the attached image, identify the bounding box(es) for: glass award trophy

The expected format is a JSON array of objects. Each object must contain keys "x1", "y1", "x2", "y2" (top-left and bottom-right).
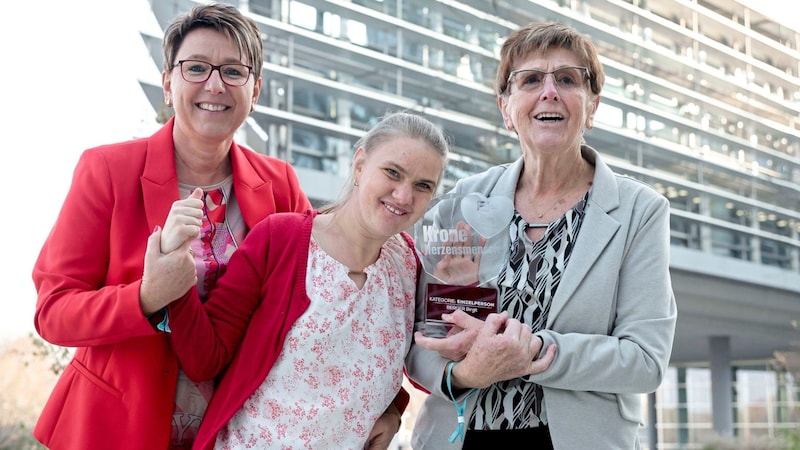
[{"x1": 413, "y1": 192, "x2": 514, "y2": 337}]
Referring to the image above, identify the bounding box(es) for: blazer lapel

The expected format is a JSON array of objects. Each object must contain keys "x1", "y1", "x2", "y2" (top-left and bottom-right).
[
  {"x1": 141, "y1": 118, "x2": 180, "y2": 233},
  {"x1": 548, "y1": 147, "x2": 620, "y2": 322},
  {"x1": 229, "y1": 143, "x2": 274, "y2": 229}
]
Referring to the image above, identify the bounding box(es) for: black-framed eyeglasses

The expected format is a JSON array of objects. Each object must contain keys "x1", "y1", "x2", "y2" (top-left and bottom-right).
[
  {"x1": 174, "y1": 59, "x2": 253, "y2": 86},
  {"x1": 506, "y1": 66, "x2": 589, "y2": 93}
]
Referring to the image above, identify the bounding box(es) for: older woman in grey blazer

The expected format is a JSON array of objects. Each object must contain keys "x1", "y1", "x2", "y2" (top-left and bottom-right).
[{"x1": 406, "y1": 21, "x2": 677, "y2": 449}]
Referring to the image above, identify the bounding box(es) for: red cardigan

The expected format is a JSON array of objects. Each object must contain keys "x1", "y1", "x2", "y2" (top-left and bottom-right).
[
  {"x1": 31, "y1": 118, "x2": 311, "y2": 450},
  {"x1": 168, "y1": 211, "x2": 413, "y2": 450}
]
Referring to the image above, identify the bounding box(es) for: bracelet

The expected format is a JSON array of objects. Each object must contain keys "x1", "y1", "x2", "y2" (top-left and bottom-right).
[
  {"x1": 445, "y1": 361, "x2": 477, "y2": 443},
  {"x1": 146, "y1": 307, "x2": 171, "y2": 333}
]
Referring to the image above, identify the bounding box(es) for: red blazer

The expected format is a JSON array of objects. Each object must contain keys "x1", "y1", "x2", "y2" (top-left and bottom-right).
[{"x1": 31, "y1": 118, "x2": 311, "y2": 450}]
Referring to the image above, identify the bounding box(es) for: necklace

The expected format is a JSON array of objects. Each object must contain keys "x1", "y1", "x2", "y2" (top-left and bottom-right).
[
  {"x1": 535, "y1": 195, "x2": 567, "y2": 219},
  {"x1": 313, "y1": 213, "x2": 375, "y2": 277},
  {"x1": 528, "y1": 180, "x2": 593, "y2": 219}
]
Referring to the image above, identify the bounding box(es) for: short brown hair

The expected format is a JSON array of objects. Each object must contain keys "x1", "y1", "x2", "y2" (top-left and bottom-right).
[
  {"x1": 162, "y1": 3, "x2": 263, "y2": 77},
  {"x1": 495, "y1": 22, "x2": 604, "y2": 97}
]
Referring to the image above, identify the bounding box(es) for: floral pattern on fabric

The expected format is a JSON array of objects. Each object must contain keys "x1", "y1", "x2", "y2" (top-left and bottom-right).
[{"x1": 215, "y1": 235, "x2": 417, "y2": 450}]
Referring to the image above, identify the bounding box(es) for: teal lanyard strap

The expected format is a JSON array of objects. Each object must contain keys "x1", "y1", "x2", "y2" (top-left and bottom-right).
[{"x1": 445, "y1": 361, "x2": 478, "y2": 443}]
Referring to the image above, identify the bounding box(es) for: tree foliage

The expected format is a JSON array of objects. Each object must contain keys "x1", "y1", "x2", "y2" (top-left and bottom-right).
[{"x1": 26, "y1": 333, "x2": 72, "y2": 376}]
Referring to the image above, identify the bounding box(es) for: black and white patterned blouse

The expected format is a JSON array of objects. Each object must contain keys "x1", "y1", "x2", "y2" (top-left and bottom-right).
[{"x1": 469, "y1": 192, "x2": 589, "y2": 430}]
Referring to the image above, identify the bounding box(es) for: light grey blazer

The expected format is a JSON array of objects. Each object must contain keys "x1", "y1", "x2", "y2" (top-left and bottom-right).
[{"x1": 406, "y1": 146, "x2": 678, "y2": 450}]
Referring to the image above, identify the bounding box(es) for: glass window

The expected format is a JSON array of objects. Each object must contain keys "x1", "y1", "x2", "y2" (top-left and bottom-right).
[
  {"x1": 289, "y1": 2, "x2": 317, "y2": 31},
  {"x1": 710, "y1": 226, "x2": 751, "y2": 261}
]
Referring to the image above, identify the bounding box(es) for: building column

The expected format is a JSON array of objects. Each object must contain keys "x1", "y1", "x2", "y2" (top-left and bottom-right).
[
  {"x1": 427, "y1": 11, "x2": 443, "y2": 70},
  {"x1": 677, "y1": 368, "x2": 688, "y2": 446},
  {"x1": 646, "y1": 391, "x2": 658, "y2": 449},
  {"x1": 710, "y1": 336, "x2": 734, "y2": 437},
  {"x1": 335, "y1": 94, "x2": 352, "y2": 183}
]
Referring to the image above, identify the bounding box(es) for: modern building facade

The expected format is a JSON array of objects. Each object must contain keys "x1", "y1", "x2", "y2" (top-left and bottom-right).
[{"x1": 138, "y1": 0, "x2": 800, "y2": 447}]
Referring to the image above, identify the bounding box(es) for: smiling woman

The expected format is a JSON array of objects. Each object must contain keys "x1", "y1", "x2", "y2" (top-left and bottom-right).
[
  {"x1": 405, "y1": 21, "x2": 676, "y2": 450},
  {"x1": 26, "y1": 3, "x2": 314, "y2": 449}
]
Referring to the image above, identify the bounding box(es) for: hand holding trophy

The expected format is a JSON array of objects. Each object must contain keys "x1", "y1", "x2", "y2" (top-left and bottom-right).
[{"x1": 414, "y1": 192, "x2": 514, "y2": 337}]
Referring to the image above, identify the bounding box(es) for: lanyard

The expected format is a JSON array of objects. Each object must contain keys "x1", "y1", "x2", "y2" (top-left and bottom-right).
[{"x1": 445, "y1": 361, "x2": 478, "y2": 443}]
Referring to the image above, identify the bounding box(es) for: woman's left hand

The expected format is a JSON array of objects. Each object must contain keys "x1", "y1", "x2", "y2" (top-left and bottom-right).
[
  {"x1": 363, "y1": 407, "x2": 402, "y2": 450},
  {"x1": 161, "y1": 187, "x2": 204, "y2": 253},
  {"x1": 140, "y1": 227, "x2": 197, "y2": 316}
]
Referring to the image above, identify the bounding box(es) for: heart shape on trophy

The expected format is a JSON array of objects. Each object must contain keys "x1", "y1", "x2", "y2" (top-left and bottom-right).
[{"x1": 460, "y1": 193, "x2": 514, "y2": 238}]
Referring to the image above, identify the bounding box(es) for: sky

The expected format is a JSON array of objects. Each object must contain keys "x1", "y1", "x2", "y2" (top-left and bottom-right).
[
  {"x1": 1, "y1": 0, "x2": 159, "y2": 340},
  {"x1": 0, "y1": 0, "x2": 795, "y2": 341}
]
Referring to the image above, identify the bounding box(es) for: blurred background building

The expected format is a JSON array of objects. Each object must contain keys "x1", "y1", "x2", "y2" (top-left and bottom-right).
[{"x1": 138, "y1": 0, "x2": 800, "y2": 448}]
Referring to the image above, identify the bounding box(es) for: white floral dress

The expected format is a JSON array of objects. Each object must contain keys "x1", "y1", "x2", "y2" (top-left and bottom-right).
[{"x1": 214, "y1": 235, "x2": 417, "y2": 450}]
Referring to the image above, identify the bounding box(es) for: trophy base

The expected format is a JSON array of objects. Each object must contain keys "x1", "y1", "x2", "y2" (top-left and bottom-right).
[{"x1": 423, "y1": 283, "x2": 498, "y2": 337}]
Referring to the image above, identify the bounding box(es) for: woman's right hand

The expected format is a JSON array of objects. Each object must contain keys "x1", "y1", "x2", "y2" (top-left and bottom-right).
[
  {"x1": 161, "y1": 188, "x2": 204, "y2": 253},
  {"x1": 414, "y1": 309, "x2": 484, "y2": 361}
]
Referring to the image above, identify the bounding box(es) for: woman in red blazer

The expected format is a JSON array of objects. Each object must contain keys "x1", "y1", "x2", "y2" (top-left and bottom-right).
[{"x1": 30, "y1": 4, "x2": 312, "y2": 449}]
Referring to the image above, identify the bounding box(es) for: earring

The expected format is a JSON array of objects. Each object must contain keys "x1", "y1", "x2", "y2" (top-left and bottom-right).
[
  {"x1": 354, "y1": 181, "x2": 359, "y2": 187},
  {"x1": 164, "y1": 98, "x2": 172, "y2": 107}
]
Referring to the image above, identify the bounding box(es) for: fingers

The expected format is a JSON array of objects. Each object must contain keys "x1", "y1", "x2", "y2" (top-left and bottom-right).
[
  {"x1": 499, "y1": 319, "x2": 535, "y2": 358},
  {"x1": 177, "y1": 236, "x2": 194, "y2": 253},
  {"x1": 413, "y1": 329, "x2": 472, "y2": 362},
  {"x1": 174, "y1": 188, "x2": 205, "y2": 218},
  {"x1": 454, "y1": 222, "x2": 485, "y2": 264},
  {"x1": 454, "y1": 222, "x2": 473, "y2": 257},
  {"x1": 477, "y1": 311, "x2": 508, "y2": 336},
  {"x1": 528, "y1": 344, "x2": 557, "y2": 375},
  {"x1": 363, "y1": 411, "x2": 399, "y2": 450},
  {"x1": 141, "y1": 225, "x2": 197, "y2": 316},
  {"x1": 189, "y1": 187, "x2": 204, "y2": 199},
  {"x1": 141, "y1": 242, "x2": 198, "y2": 313},
  {"x1": 431, "y1": 221, "x2": 483, "y2": 285},
  {"x1": 442, "y1": 309, "x2": 490, "y2": 331},
  {"x1": 147, "y1": 225, "x2": 163, "y2": 255},
  {"x1": 413, "y1": 331, "x2": 450, "y2": 353},
  {"x1": 161, "y1": 192, "x2": 204, "y2": 253},
  {"x1": 417, "y1": 308, "x2": 557, "y2": 385}
]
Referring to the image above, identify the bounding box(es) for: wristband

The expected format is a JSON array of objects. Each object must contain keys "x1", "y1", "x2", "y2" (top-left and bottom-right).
[{"x1": 147, "y1": 307, "x2": 171, "y2": 333}]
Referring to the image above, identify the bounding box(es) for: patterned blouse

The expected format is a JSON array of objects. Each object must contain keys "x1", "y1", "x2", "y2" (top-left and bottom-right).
[
  {"x1": 214, "y1": 235, "x2": 417, "y2": 449},
  {"x1": 470, "y1": 193, "x2": 588, "y2": 430}
]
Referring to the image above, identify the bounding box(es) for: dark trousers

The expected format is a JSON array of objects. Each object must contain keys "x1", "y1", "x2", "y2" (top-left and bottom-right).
[{"x1": 462, "y1": 426, "x2": 554, "y2": 450}]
